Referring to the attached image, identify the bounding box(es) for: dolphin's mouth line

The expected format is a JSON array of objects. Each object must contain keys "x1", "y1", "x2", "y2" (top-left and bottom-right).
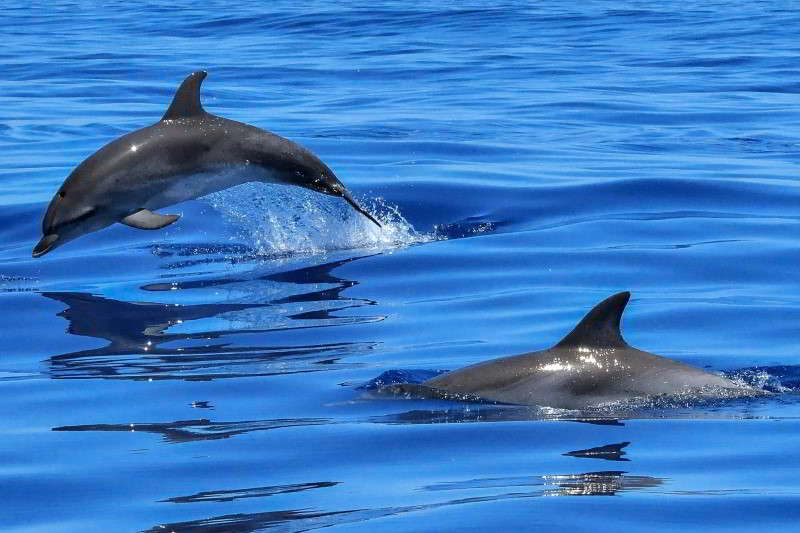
[
  {"x1": 32, "y1": 233, "x2": 59, "y2": 258},
  {"x1": 341, "y1": 189, "x2": 382, "y2": 228}
]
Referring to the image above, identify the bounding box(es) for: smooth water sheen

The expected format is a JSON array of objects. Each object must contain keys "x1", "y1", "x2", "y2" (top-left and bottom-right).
[{"x1": 2, "y1": 2, "x2": 800, "y2": 531}]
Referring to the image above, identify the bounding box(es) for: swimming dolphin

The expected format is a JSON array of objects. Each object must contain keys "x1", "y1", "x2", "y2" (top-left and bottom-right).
[
  {"x1": 33, "y1": 71, "x2": 380, "y2": 257},
  {"x1": 413, "y1": 292, "x2": 757, "y2": 409}
]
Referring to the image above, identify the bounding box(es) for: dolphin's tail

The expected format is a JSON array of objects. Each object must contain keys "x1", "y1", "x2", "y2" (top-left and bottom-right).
[{"x1": 341, "y1": 189, "x2": 382, "y2": 228}]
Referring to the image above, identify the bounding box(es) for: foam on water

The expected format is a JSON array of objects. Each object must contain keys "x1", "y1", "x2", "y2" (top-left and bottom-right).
[{"x1": 205, "y1": 182, "x2": 436, "y2": 257}]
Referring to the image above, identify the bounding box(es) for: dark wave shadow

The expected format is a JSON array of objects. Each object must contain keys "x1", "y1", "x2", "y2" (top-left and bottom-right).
[
  {"x1": 143, "y1": 470, "x2": 664, "y2": 532},
  {"x1": 53, "y1": 417, "x2": 330, "y2": 443},
  {"x1": 161, "y1": 481, "x2": 339, "y2": 504},
  {"x1": 43, "y1": 255, "x2": 384, "y2": 380},
  {"x1": 371, "y1": 407, "x2": 624, "y2": 426},
  {"x1": 141, "y1": 253, "x2": 375, "y2": 294},
  {"x1": 531, "y1": 210, "x2": 800, "y2": 234},
  {"x1": 51, "y1": 409, "x2": 625, "y2": 445},
  {"x1": 143, "y1": 508, "x2": 357, "y2": 533}
]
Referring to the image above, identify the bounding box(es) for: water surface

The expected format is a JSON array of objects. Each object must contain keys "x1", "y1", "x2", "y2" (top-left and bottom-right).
[{"x1": 1, "y1": 2, "x2": 800, "y2": 531}]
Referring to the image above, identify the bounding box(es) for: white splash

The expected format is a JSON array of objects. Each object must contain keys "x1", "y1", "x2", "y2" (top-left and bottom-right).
[{"x1": 206, "y1": 183, "x2": 436, "y2": 257}]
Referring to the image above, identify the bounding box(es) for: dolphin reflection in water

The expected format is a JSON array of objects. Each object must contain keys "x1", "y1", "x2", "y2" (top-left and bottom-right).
[{"x1": 42, "y1": 255, "x2": 382, "y2": 380}]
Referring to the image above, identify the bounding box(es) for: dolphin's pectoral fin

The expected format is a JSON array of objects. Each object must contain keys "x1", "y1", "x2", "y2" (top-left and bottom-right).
[
  {"x1": 121, "y1": 209, "x2": 180, "y2": 230},
  {"x1": 555, "y1": 291, "x2": 631, "y2": 349}
]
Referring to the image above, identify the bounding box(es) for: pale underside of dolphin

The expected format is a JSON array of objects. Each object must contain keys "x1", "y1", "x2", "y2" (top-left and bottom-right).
[
  {"x1": 389, "y1": 292, "x2": 758, "y2": 409},
  {"x1": 33, "y1": 71, "x2": 380, "y2": 257}
]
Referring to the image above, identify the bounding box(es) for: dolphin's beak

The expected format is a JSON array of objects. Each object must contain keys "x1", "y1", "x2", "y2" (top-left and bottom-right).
[
  {"x1": 340, "y1": 189, "x2": 381, "y2": 228},
  {"x1": 32, "y1": 234, "x2": 59, "y2": 258}
]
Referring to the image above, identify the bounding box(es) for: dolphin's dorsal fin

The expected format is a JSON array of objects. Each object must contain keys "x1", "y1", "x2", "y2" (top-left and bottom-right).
[
  {"x1": 555, "y1": 291, "x2": 630, "y2": 349},
  {"x1": 161, "y1": 71, "x2": 208, "y2": 121}
]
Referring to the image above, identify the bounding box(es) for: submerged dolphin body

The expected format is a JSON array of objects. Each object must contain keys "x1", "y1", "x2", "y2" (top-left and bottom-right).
[
  {"x1": 33, "y1": 71, "x2": 380, "y2": 257},
  {"x1": 415, "y1": 292, "x2": 756, "y2": 409}
]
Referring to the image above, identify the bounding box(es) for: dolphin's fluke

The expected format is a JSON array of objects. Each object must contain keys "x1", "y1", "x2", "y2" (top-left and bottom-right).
[
  {"x1": 161, "y1": 71, "x2": 208, "y2": 121},
  {"x1": 555, "y1": 291, "x2": 630, "y2": 349},
  {"x1": 341, "y1": 189, "x2": 382, "y2": 228}
]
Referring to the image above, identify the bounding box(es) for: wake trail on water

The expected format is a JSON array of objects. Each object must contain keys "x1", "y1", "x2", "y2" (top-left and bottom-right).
[
  {"x1": 725, "y1": 365, "x2": 800, "y2": 393},
  {"x1": 206, "y1": 183, "x2": 437, "y2": 257}
]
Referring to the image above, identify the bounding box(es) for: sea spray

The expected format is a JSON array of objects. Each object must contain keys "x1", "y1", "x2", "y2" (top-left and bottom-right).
[{"x1": 206, "y1": 183, "x2": 436, "y2": 257}]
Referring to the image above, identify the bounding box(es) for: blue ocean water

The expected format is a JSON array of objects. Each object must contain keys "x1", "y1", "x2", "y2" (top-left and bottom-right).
[{"x1": 2, "y1": 1, "x2": 800, "y2": 531}]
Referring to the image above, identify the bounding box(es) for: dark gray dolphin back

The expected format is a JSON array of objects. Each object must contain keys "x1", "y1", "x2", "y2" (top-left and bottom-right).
[
  {"x1": 160, "y1": 71, "x2": 381, "y2": 227},
  {"x1": 162, "y1": 71, "x2": 208, "y2": 121},
  {"x1": 555, "y1": 291, "x2": 631, "y2": 349}
]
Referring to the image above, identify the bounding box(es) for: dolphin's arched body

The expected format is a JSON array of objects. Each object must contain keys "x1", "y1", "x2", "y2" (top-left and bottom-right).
[
  {"x1": 415, "y1": 292, "x2": 757, "y2": 409},
  {"x1": 33, "y1": 71, "x2": 380, "y2": 257}
]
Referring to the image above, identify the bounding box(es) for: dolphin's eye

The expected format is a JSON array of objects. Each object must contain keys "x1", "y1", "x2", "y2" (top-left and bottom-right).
[{"x1": 58, "y1": 191, "x2": 65, "y2": 199}]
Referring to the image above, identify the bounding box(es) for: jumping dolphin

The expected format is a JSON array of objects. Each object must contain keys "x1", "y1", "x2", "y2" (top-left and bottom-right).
[
  {"x1": 407, "y1": 292, "x2": 757, "y2": 409},
  {"x1": 33, "y1": 71, "x2": 380, "y2": 257}
]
